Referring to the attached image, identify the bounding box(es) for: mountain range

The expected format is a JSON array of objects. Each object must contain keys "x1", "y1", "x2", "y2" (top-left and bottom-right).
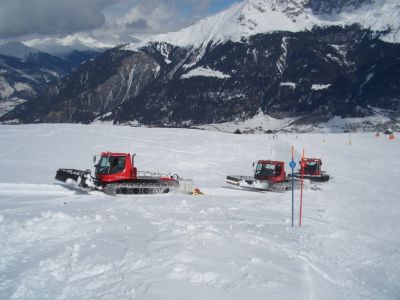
[
  {"x1": 0, "y1": 41, "x2": 101, "y2": 117},
  {"x1": 1, "y1": 0, "x2": 399, "y2": 130}
]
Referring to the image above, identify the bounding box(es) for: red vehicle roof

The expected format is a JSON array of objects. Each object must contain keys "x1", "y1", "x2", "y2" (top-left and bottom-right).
[
  {"x1": 303, "y1": 158, "x2": 322, "y2": 162},
  {"x1": 100, "y1": 152, "x2": 130, "y2": 156},
  {"x1": 257, "y1": 160, "x2": 285, "y2": 164}
]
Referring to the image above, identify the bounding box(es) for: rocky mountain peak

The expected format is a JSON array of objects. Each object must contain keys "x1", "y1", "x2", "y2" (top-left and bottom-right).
[
  {"x1": 239, "y1": 0, "x2": 309, "y2": 29},
  {"x1": 305, "y1": 0, "x2": 375, "y2": 15},
  {"x1": 127, "y1": 0, "x2": 398, "y2": 50}
]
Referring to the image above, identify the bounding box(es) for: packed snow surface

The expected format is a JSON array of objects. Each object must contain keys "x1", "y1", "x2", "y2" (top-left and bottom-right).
[{"x1": 0, "y1": 124, "x2": 399, "y2": 299}]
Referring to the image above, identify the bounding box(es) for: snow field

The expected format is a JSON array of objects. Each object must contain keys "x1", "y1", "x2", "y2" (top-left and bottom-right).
[
  {"x1": 198, "y1": 110, "x2": 394, "y2": 134},
  {"x1": 0, "y1": 124, "x2": 399, "y2": 299}
]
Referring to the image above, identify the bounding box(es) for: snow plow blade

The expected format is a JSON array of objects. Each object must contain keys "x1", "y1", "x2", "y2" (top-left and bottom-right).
[
  {"x1": 288, "y1": 173, "x2": 330, "y2": 182},
  {"x1": 226, "y1": 175, "x2": 308, "y2": 192},
  {"x1": 55, "y1": 168, "x2": 90, "y2": 185},
  {"x1": 226, "y1": 175, "x2": 272, "y2": 191},
  {"x1": 177, "y1": 179, "x2": 194, "y2": 194}
]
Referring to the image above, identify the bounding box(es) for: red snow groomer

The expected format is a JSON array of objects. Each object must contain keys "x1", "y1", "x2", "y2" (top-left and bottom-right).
[
  {"x1": 226, "y1": 160, "x2": 305, "y2": 192},
  {"x1": 289, "y1": 158, "x2": 330, "y2": 182},
  {"x1": 55, "y1": 152, "x2": 193, "y2": 194}
]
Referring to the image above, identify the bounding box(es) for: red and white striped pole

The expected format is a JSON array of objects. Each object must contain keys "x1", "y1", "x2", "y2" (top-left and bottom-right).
[{"x1": 299, "y1": 149, "x2": 305, "y2": 227}]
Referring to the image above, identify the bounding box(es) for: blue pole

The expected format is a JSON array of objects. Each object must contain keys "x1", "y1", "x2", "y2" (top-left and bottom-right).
[
  {"x1": 289, "y1": 151, "x2": 296, "y2": 228},
  {"x1": 291, "y1": 165, "x2": 294, "y2": 227}
]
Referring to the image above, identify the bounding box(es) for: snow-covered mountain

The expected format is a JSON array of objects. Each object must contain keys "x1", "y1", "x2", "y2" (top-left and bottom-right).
[
  {"x1": 128, "y1": 0, "x2": 400, "y2": 49},
  {"x1": 1, "y1": 0, "x2": 399, "y2": 129},
  {"x1": 24, "y1": 34, "x2": 112, "y2": 55}
]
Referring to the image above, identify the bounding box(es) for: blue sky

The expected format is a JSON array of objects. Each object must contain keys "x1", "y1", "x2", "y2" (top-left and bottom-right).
[
  {"x1": 209, "y1": 0, "x2": 238, "y2": 13},
  {"x1": 179, "y1": 0, "x2": 238, "y2": 16}
]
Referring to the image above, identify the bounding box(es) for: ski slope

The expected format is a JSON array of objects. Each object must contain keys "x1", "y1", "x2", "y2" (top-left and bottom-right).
[{"x1": 0, "y1": 124, "x2": 399, "y2": 299}]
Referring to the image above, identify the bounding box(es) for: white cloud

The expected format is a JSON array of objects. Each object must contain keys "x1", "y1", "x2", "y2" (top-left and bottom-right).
[
  {"x1": 0, "y1": 0, "x2": 123, "y2": 39},
  {"x1": 97, "y1": 1, "x2": 207, "y2": 44},
  {"x1": 0, "y1": 0, "x2": 234, "y2": 46}
]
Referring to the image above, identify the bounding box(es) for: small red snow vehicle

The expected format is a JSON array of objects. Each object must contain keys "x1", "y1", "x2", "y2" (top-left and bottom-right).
[
  {"x1": 226, "y1": 160, "x2": 306, "y2": 192},
  {"x1": 55, "y1": 152, "x2": 193, "y2": 194},
  {"x1": 288, "y1": 158, "x2": 330, "y2": 182}
]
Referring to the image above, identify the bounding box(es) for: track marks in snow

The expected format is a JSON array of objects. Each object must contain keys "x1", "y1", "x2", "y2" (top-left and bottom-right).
[
  {"x1": 0, "y1": 207, "x2": 142, "y2": 299},
  {"x1": 0, "y1": 183, "x2": 75, "y2": 196},
  {"x1": 0, "y1": 144, "x2": 23, "y2": 158},
  {"x1": 1, "y1": 126, "x2": 399, "y2": 299},
  {"x1": 169, "y1": 264, "x2": 229, "y2": 288},
  {"x1": 117, "y1": 196, "x2": 343, "y2": 297}
]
